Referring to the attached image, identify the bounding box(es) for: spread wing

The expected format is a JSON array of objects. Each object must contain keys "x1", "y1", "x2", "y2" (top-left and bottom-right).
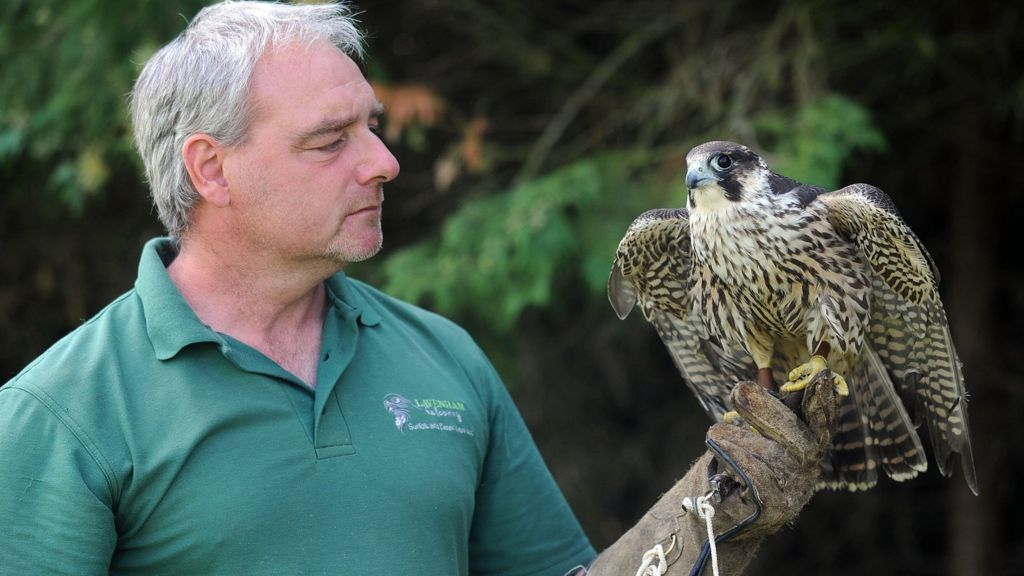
[
  {"x1": 608, "y1": 209, "x2": 692, "y2": 321},
  {"x1": 608, "y1": 208, "x2": 755, "y2": 421},
  {"x1": 818, "y1": 183, "x2": 978, "y2": 494}
]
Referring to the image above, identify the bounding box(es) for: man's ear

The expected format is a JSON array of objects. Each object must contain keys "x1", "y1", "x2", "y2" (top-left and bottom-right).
[{"x1": 182, "y1": 134, "x2": 231, "y2": 207}]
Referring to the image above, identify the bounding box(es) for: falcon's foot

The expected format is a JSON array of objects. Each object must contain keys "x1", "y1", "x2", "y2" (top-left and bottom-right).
[
  {"x1": 723, "y1": 410, "x2": 742, "y2": 424},
  {"x1": 782, "y1": 355, "x2": 849, "y2": 396},
  {"x1": 722, "y1": 410, "x2": 761, "y2": 434}
]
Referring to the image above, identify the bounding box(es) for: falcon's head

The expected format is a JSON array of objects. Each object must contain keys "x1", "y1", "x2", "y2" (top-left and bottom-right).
[{"x1": 684, "y1": 141, "x2": 773, "y2": 211}]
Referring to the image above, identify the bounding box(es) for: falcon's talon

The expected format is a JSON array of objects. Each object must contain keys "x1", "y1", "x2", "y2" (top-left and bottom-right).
[
  {"x1": 833, "y1": 374, "x2": 849, "y2": 397},
  {"x1": 782, "y1": 355, "x2": 848, "y2": 396},
  {"x1": 723, "y1": 411, "x2": 760, "y2": 434},
  {"x1": 722, "y1": 410, "x2": 743, "y2": 425},
  {"x1": 780, "y1": 380, "x2": 808, "y2": 394},
  {"x1": 787, "y1": 355, "x2": 827, "y2": 384},
  {"x1": 782, "y1": 355, "x2": 828, "y2": 393}
]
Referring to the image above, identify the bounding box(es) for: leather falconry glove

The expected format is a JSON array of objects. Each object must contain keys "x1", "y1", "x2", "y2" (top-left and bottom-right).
[{"x1": 587, "y1": 371, "x2": 841, "y2": 576}]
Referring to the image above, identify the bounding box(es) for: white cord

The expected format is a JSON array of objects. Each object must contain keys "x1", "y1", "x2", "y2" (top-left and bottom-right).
[
  {"x1": 633, "y1": 493, "x2": 720, "y2": 576},
  {"x1": 634, "y1": 541, "x2": 668, "y2": 576},
  {"x1": 682, "y1": 494, "x2": 720, "y2": 576}
]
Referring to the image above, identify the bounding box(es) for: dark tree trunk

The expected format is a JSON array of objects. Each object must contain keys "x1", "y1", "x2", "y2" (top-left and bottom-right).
[{"x1": 947, "y1": 109, "x2": 997, "y2": 575}]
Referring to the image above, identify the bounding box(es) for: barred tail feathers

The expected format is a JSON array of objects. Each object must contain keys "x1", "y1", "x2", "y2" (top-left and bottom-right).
[
  {"x1": 858, "y1": 347, "x2": 928, "y2": 480},
  {"x1": 816, "y1": 369, "x2": 878, "y2": 491},
  {"x1": 816, "y1": 350, "x2": 926, "y2": 491},
  {"x1": 815, "y1": 352, "x2": 880, "y2": 491}
]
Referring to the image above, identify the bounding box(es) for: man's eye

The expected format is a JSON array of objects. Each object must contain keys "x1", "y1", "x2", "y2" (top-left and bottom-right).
[{"x1": 317, "y1": 137, "x2": 345, "y2": 152}]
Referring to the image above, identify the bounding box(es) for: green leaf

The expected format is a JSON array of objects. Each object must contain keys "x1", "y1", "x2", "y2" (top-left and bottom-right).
[{"x1": 756, "y1": 95, "x2": 887, "y2": 189}]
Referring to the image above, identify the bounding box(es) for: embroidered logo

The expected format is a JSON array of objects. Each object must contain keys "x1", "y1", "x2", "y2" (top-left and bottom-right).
[{"x1": 383, "y1": 393, "x2": 475, "y2": 436}]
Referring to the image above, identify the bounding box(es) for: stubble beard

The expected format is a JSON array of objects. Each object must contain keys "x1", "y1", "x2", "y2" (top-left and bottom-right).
[
  {"x1": 334, "y1": 184, "x2": 386, "y2": 264},
  {"x1": 335, "y1": 231, "x2": 383, "y2": 264},
  {"x1": 323, "y1": 214, "x2": 384, "y2": 265}
]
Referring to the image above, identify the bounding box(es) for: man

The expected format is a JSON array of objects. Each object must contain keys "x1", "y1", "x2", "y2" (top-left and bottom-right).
[{"x1": 0, "y1": 2, "x2": 838, "y2": 574}]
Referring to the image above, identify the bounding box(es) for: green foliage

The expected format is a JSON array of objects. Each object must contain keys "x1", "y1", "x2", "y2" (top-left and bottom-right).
[
  {"x1": 755, "y1": 95, "x2": 887, "y2": 188},
  {"x1": 383, "y1": 159, "x2": 604, "y2": 331},
  {"x1": 0, "y1": 0, "x2": 208, "y2": 212}
]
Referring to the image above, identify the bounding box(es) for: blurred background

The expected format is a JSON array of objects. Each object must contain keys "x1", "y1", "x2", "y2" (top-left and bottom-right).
[{"x1": 1, "y1": 0, "x2": 1021, "y2": 573}]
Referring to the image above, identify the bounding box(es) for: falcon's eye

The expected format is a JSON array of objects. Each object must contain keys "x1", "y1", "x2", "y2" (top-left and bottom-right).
[{"x1": 713, "y1": 154, "x2": 733, "y2": 171}]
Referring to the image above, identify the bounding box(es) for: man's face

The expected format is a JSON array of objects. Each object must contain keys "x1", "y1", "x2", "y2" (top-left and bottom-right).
[{"x1": 221, "y1": 40, "x2": 400, "y2": 267}]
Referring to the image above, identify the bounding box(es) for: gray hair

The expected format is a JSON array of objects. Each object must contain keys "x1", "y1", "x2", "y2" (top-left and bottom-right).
[{"x1": 130, "y1": 0, "x2": 365, "y2": 238}]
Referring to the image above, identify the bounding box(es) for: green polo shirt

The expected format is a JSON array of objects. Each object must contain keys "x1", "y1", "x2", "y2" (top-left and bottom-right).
[{"x1": 0, "y1": 238, "x2": 595, "y2": 575}]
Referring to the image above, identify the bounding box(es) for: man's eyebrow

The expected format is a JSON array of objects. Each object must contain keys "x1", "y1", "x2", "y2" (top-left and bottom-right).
[
  {"x1": 293, "y1": 117, "x2": 354, "y2": 147},
  {"x1": 293, "y1": 102, "x2": 386, "y2": 146}
]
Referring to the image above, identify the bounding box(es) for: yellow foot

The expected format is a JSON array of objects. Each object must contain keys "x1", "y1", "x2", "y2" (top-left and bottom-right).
[
  {"x1": 832, "y1": 374, "x2": 849, "y2": 396},
  {"x1": 722, "y1": 410, "x2": 760, "y2": 433},
  {"x1": 782, "y1": 355, "x2": 849, "y2": 396}
]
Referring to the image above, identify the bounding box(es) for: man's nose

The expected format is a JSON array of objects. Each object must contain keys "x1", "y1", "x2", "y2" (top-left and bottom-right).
[{"x1": 359, "y1": 132, "x2": 400, "y2": 184}]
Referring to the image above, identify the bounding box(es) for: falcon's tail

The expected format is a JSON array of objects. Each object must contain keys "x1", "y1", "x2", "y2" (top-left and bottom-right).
[{"x1": 817, "y1": 348, "x2": 927, "y2": 492}]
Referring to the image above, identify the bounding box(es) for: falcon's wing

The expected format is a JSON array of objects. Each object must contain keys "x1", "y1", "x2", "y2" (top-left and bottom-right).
[
  {"x1": 608, "y1": 208, "x2": 756, "y2": 421},
  {"x1": 648, "y1": 310, "x2": 755, "y2": 421},
  {"x1": 608, "y1": 209, "x2": 693, "y2": 321},
  {"x1": 818, "y1": 184, "x2": 978, "y2": 494}
]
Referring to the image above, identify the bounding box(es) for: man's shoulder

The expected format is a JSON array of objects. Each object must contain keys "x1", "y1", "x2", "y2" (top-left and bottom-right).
[{"x1": 4, "y1": 288, "x2": 146, "y2": 397}]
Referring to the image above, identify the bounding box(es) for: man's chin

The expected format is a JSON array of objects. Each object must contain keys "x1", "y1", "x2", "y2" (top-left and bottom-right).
[
  {"x1": 345, "y1": 243, "x2": 383, "y2": 264},
  {"x1": 324, "y1": 236, "x2": 383, "y2": 266}
]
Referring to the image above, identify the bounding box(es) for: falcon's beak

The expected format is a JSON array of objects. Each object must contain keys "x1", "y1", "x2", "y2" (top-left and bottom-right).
[{"x1": 685, "y1": 166, "x2": 714, "y2": 190}]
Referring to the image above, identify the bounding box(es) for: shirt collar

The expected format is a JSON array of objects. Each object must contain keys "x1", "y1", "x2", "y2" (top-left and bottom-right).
[
  {"x1": 135, "y1": 238, "x2": 221, "y2": 360},
  {"x1": 324, "y1": 271, "x2": 382, "y2": 327},
  {"x1": 135, "y1": 238, "x2": 381, "y2": 361}
]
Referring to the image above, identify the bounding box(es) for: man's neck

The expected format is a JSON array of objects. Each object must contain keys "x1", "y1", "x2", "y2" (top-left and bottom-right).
[{"x1": 167, "y1": 237, "x2": 336, "y2": 388}]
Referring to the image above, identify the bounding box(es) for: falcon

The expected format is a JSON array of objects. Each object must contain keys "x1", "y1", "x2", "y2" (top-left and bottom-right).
[{"x1": 609, "y1": 140, "x2": 977, "y2": 494}]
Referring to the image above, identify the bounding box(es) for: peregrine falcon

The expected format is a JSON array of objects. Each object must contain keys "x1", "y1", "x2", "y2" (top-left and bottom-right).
[{"x1": 609, "y1": 140, "x2": 977, "y2": 494}]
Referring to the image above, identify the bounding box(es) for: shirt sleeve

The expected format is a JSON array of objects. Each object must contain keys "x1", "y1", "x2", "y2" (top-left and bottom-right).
[
  {"x1": 466, "y1": 354, "x2": 596, "y2": 576},
  {"x1": 0, "y1": 385, "x2": 118, "y2": 575}
]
